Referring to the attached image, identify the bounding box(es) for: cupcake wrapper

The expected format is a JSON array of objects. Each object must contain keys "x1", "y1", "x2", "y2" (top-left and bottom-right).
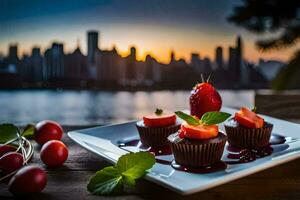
[
  {"x1": 225, "y1": 124, "x2": 273, "y2": 149},
  {"x1": 136, "y1": 124, "x2": 180, "y2": 148},
  {"x1": 168, "y1": 134, "x2": 227, "y2": 167}
]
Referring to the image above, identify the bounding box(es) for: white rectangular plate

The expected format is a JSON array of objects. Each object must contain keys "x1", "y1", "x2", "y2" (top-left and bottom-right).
[{"x1": 67, "y1": 107, "x2": 300, "y2": 195}]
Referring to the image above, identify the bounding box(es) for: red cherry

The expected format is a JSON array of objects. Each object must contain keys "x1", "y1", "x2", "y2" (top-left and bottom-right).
[
  {"x1": 143, "y1": 113, "x2": 176, "y2": 127},
  {"x1": 190, "y1": 82, "x2": 222, "y2": 118},
  {"x1": 0, "y1": 144, "x2": 17, "y2": 157},
  {"x1": 8, "y1": 166, "x2": 47, "y2": 195},
  {"x1": 0, "y1": 152, "x2": 24, "y2": 175},
  {"x1": 40, "y1": 140, "x2": 68, "y2": 167},
  {"x1": 34, "y1": 120, "x2": 63, "y2": 145}
]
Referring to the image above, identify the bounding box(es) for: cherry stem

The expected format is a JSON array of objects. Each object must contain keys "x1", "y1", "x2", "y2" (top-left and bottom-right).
[
  {"x1": 3, "y1": 137, "x2": 19, "y2": 146},
  {"x1": 0, "y1": 132, "x2": 34, "y2": 182},
  {"x1": 0, "y1": 170, "x2": 18, "y2": 182}
]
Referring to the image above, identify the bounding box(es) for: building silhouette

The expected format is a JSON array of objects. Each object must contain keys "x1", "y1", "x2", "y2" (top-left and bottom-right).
[
  {"x1": 8, "y1": 44, "x2": 18, "y2": 65},
  {"x1": 43, "y1": 43, "x2": 64, "y2": 81},
  {"x1": 65, "y1": 44, "x2": 87, "y2": 81},
  {"x1": 87, "y1": 31, "x2": 99, "y2": 65},
  {"x1": 95, "y1": 46, "x2": 121, "y2": 84},
  {"x1": 124, "y1": 46, "x2": 137, "y2": 84},
  {"x1": 215, "y1": 46, "x2": 223, "y2": 69},
  {"x1": 235, "y1": 36, "x2": 243, "y2": 82},
  {"x1": 169, "y1": 50, "x2": 176, "y2": 64},
  {"x1": 31, "y1": 47, "x2": 43, "y2": 82},
  {"x1": 0, "y1": 32, "x2": 271, "y2": 89}
]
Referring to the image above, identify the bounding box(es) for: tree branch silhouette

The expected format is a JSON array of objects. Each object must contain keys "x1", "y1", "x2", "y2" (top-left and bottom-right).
[{"x1": 228, "y1": 0, "x2": 300, "y2": 89}]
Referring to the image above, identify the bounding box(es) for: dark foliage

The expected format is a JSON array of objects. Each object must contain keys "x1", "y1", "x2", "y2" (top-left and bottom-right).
[{"x1": 228, "y1": 0, "x2": 300, "y2": 89}]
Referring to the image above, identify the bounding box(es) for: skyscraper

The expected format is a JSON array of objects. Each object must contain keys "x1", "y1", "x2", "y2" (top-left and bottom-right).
[
  {"x1": 125, "y1": 46, "x2": 137, "y2": 82},
  {"x1": 215, "y1": 46, "x2": 223, "y2": 69},
  {"x1": 8, "y1": 44, "x2": 18, "y2": 65},
  {"x1": 169, "y1": 50, "x2": 175, "y2": 64},
  {"x1": 228, "y1": 46, "x2": 237, "y2": 73},
  {"x1": 227, "y1": 36, "x2": 243, "y2": 85},
  {"x1": 235, "y1": 35, "x2": 243, "y2": 81},
  {"x1": 191, "y1": 53, "x2": 202, "y2": 72},
  {"x1": 31, "y1": 47, "x2": 43, "y2": 82},
  {"x1": 65, "y1": 45, "x2": 87, "y2": 80},
  {"x1": 202, "y1": 57, "x2": 212, "y2": 74},
  {"x1": 191, "y1": 53, "x2": 200, "y2": 66},
  {"x1": 87, "y1": 31, "x2": 99, "y2": 64},
  {"x1": 236, "y1": 36, "x2": 243, "y2": 64},
  {"x1": 43, "y1": 42, "x2": 64, "y2": 81}
]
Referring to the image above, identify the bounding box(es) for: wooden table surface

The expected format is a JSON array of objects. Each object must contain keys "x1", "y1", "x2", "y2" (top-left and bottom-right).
[{"x1": 1, "y1": 125, "x2": 300, "y2": 200}]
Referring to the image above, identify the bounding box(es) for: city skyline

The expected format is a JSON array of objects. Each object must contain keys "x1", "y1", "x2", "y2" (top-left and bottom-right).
[
  {"x1": 1, "y1": 32, "x2": 244, "y2": 65},
  {"x1": 0, "y1": 30, "x2": 251, "y2": 67},
  {"x1": 0, "y1": 0, "x2": 297, "y2": 64},
  {"x1": 0, "y1": 30, "x2": 291, "y2": 65},
  {"x1": 1, "y1": 29, "x2": 276, "y2": 91}
]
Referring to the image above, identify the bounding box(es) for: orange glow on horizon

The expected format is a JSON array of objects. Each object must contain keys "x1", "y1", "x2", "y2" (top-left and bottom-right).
[{"x1": 0, "y1": 22, "x2": 297, "y2": 64}]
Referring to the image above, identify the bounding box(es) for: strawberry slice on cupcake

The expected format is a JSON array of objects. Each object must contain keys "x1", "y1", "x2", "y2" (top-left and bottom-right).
[
  {"x1": 168, "y1": 111, "x2": 230, "y2": 168},
  {"x1": 234, "y1": 107, "x2": 264, "y2": 128},
  {"x1": 143, "y1": 109, "x2": 176, "y2": 127},
  {"x1": 225, "y1": 107, "x2": 273, "y2": 149},
  {"x1": 136, "y1": 108, "x2": 181, "y2": 148}
]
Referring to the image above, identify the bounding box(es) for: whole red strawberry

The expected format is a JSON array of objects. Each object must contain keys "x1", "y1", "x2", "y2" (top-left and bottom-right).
[{"x1": 190, "y1": 82, "x2": 222, "y2": 118}]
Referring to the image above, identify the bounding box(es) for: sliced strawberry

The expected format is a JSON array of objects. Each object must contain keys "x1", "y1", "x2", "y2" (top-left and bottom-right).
[
  {"x1": 143, "y1": 113, "x2": 176, "y2": 127},
  {"x1": 234, "y1": 107, "x2": 264, "y2": 128},
  {"x1": 180, "y1": 121, "x2": 218, "y2": 139}
]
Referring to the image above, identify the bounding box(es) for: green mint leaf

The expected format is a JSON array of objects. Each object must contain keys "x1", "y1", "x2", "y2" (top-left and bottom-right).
[
  {"x1": 0, "y1": 124, "x2": 19, "y2": 143},
  {"x1": 21, "y1": 124, "x2": 35, "y2": 138},
  {"x1": 117, "y1": 152, "x2": 155, "y2": 180},
  {"x1": 122, "y1": 175, "x2": 136, "y2": 187},
  {"x1": 92, "y1": 177, "x2": 122, "y2": 195},
  {"x1": 87, "y1": 152, "x2": 155, "y2": 195},
  {"x1": 155, "y1": 108, "x2": 163, "y2": 115},
  {"x1": 87, "y1": 166, "x2": 123, "y2": 195},
  {"x1": 200, "y1": 111, "x2": 231, "y2": 125},
  {"x1": 251, "y1": 106, "x2": 257, "y2": 113},
  {"x1": 175, "y1": 111, "x2": 200, "y2": 125}
]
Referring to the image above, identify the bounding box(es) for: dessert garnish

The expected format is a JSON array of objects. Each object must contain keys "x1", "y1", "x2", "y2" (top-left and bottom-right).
[
  {"x1": 190, "y1": 79, "x2": 222, "y2": 118},
  {"x1": 87, "y1": 152, "x2": 155, "y2": 195},
  {"x1": 143, "y1": 108, "x2": 176, "y2": 127},
  {"x1": 155, "y1": 108, "x2": 163, "y2": 115},
  {"x1": 234, "y1": 107, "x2": 264, "y2": 128},
  {"x1": 175, "y1": 111, "x2": 230, "y2": 139}
]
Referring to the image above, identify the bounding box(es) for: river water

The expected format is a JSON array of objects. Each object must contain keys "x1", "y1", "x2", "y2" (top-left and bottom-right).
[{"x1": 0, "y1": 90, "x2": 254, "y2": 125}]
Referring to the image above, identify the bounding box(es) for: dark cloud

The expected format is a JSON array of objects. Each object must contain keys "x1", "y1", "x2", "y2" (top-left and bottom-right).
[{"x1": 0, "y1": 0, "x2": 237, "y2": 29}]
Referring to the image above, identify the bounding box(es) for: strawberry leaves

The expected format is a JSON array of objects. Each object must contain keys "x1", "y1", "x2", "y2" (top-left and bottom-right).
[
  {"x1": 175, "y1": 111, "x2": 230, "y2": 126},
  {"x1": 87, "y1": 152, "x2": 155, "y2": 195}
]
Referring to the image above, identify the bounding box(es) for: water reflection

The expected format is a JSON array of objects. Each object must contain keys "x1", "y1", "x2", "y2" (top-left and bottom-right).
[{"x1": 0, "y1": 90, "x2": 254, "y2": 125}]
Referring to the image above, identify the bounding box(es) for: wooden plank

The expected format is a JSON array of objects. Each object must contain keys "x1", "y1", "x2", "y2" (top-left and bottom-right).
[
  {"x1": 255, "y1": 90, "x2": 300, "y2": 120},
  {"x1": 2, "y1": 158, "x2": 300, "y2": 200},
  {"x1": 2, "y1": 125, "x2": 300, "y2": 199}
]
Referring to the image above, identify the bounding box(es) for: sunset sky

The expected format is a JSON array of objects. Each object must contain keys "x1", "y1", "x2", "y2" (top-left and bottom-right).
[{"x1": 0, "y1": 0, "x2": 298, "y2": 63}]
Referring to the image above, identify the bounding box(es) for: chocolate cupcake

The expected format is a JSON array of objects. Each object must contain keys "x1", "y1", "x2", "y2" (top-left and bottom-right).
[
  {"x1": 224, "y1": 107, "x2": 273, "y2": 149},
  {"x1": 168, "y1": 111, "x2": 230, "y2": 168},
  {"x1": 168, "y1": 132, "x2": 227, "y2": 167},
  {"x1": 136, "y1": 109, "x2": 180, "y2": 148}
]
